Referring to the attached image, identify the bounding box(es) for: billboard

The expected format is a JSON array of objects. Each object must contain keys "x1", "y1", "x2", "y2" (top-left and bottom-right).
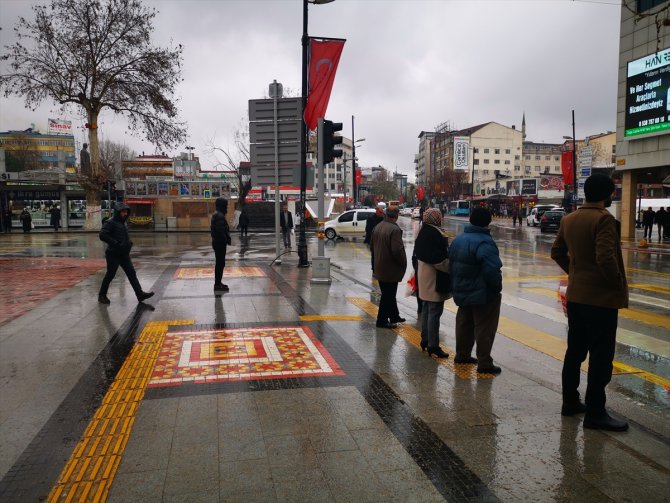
[
  {"x1": 625, "y1": 48, "x2": 670, "y2": 139},
  {"x1": 506, "y1": 180, "x2": 520, "y2": 196},
  {"x1": 521, "y1": 179, "x2": 537, "y2": 196},
  {"x1": 453, "y1": 137, "x2": 469, "y2": 171},
  {"x1": 48, "y1": 118, "x2": 72, "y2": 135}
]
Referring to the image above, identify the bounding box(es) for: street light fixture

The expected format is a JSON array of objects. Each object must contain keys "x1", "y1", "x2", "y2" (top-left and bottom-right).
[{"x1": 298, "y1": 0, "x2": 335, "y2": 268}]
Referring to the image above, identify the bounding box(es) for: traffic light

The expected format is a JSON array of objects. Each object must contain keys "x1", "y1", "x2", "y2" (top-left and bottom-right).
[{"x1": 318, "y1": 118, "x2": 343, "y2": 165}]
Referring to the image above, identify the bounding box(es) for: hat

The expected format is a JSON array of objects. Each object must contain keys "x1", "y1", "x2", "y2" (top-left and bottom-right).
[
  {"x1": 422, "y1": 208, "x2": 442, "y2": 226},
  {"x1": 469, "y1": 207, "x2": 492, "y2": 227},
  {"x1": 584, "y1": 174, "x2": 615, "y2": 203}
]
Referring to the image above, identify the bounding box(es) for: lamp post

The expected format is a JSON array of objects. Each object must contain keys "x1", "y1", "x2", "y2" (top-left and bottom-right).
[
  {"x1": 350, "y1": 132, "x2": 365, "y2": 206},
  {"x1": 298, "y1": 0, "x2": 335, "y2": 268}
]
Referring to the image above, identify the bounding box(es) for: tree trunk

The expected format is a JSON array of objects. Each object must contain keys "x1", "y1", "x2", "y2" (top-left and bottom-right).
[{"x1": 84, "y1": 111, "x2": 102, "y2": 231}]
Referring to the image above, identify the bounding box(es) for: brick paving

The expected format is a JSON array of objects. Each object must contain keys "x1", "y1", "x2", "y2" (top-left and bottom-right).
[{"x1": 0, "y1": 258, "x2": 106, "y2": 326}]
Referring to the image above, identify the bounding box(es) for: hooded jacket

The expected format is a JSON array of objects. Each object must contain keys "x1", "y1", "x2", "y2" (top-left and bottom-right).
[
  {"x1": 99, "y1": 202, "x2": 133, "y2": 255},
  {"x1": 211, "y1": 197, "x2": 231, "y2": 247}
]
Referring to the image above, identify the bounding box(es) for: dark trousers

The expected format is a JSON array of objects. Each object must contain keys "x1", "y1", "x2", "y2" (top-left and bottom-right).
[
  {"x1": 282, "y1": 229, "x2": 291, "y2": 247},
  {"x1": 643, "y1": 223, "x2": 653, "y2": 239},
  {"x1": 213, "y1": 244, "x2": 227, "y2": 284},
  {"x1": 99, "y1": 252, "x2": 142, "y2": 296},
  {"x1": 455, "y1": 294, "x2": 501, "y2": 368},
  {"x1": 421, "y1": 300, "x2": 444, "y2": 348},
  {"x1": 239, "y1": 225, "x2": 248, "y2": 237},
  {"x1": 563, "y1": 302, "x2": 617, "y2": 415},
  {"x1": 377, "y1": 281, "x2": 400, "y2": 325}
]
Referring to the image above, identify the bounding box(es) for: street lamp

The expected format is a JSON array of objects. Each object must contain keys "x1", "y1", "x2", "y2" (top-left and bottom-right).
[{"x1": 298, "y1": 0, "x2": 335, "y2": 268}]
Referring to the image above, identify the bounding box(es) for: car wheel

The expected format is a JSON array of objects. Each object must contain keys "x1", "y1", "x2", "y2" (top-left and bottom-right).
[{"x1": 325, "y1": 228, "x2": 336, "y2": 240}]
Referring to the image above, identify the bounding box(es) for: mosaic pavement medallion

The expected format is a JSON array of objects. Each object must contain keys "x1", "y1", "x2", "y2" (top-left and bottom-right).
[
  {"x1": 173, "y1": 266, "x2": 266, "y2": 279},
  {"x1": 148, "y1": 326, "x2": 344, "y2": 387}
]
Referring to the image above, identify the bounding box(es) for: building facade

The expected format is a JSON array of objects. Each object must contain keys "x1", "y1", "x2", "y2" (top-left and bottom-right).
[
  {"x1": 0, "y1": 128, "x2": 77, "y2": 173},
  {"x1": 414, "y1": 131, "x2": 435, "y2": 188}
]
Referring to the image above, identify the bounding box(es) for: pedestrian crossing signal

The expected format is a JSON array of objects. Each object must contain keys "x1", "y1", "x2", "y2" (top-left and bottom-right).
[{"x1": 318, "y1": 119, "x2": 343, "y2": 164}]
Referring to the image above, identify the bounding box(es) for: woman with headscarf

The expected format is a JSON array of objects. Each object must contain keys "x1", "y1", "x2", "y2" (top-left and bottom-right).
[{"x1": 414, "y1": 208, "x2": 451, "y2": 358}]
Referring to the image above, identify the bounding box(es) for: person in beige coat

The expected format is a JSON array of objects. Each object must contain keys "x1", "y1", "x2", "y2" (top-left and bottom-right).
[
  {"x1": 414, "y1": 208, "x2": 450, "y2": 358},
  {"x1": 370, "y1": 206, "x2": 407, "y2": 329},
  {"x1": 551, "y1": 173, "x2": 629, "y2": 432}
]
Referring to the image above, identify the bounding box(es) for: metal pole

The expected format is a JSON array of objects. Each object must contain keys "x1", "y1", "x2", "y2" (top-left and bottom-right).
[
  {"x1": 351, "y1": 115, "x2": 356, "y2": 206},
  {"x1": 470, "y1": 147, "x2": 476, "y2": 214},
  {"x1": 273, "y1": 80, "x2": 281, "y2": 264},
  {"x1": 297, "y1": 0, "x2": 310, "y2": 267},
  {"x1": 572, "y1": 109, "x2": 577, "y2": 211},
  {"x1": 317, "y1": 125, "x2": 325, "y2": 258},
  {"x1": 342, "y1": 152, "x2": 347, "y2": 203}
]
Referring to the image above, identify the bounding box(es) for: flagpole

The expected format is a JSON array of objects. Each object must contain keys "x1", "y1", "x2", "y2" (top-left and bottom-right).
[{"x1": 298, "y1": 0, "x2": 310, "y2": 268}]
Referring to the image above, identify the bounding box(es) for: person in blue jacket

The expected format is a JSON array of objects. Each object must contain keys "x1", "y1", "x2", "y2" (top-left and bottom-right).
[{"x1": 448, "y1": 207, "x2": 503, "y2": 374}]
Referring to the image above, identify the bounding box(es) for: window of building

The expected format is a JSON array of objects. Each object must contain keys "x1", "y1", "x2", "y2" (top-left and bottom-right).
[
  {"x1": 525, "y1": 155, "x2": 530, "y2": 160},
  {"x1": 494, "y1": 159, "x2": 500, "y2": 164},
  {"x1": 535, "y1": 166, "x2": 541, "y2": 172},
  {"x1": 514, "y1": 165, "x2": 521, "y2": 171},
  {"x1": 505, "y1": 149, "x2": 510, "y2": 154},
  {"x1": 515, "y1": 155, "x2": 520, "y2": 160},
  {"x1": 535, "y1": 155, "x2": 540, "y2": 160},
  {"x1": 483, "y1": 148, "x2": 489, "y2": 153},
  {"x1": 555, "y1": 167, "x2": 561, "y2": 172},
  {"x1": 638, "y1": 0, "x2": 665, "y2": 13},
  {"x1": 473, "y1": 147, "x2": 479, "y2": 153},
  {"x1": 494, "y1": 148, "x2": 500, "y2": 154},
  {"x1": 612, "y1": 145, "x2": 616, "y2": 153},
  {"x1": 504, "y1": 160, "x2": 510, "y2": 165},
  {"x1": 483, "y1": 159, "x2": 490, "y2": 164},
  {"x1": 545, "y1": 156, "x2": 550, "y2": 160},
  {"x1": 554, "y1": 156, "x2": 560, "y2": 161},
  {"x1": 474, "y1": 159, "x2": 479, "y2": 165}
]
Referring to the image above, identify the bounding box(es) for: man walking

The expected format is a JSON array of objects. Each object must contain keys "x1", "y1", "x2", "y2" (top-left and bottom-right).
[
  {"x1": 211, "y1": 197, "x2": 232, "y2": 292},
  {"x1": 449, "y1": 207, "x2": 503, "y2": 374},
  {"x1": 98, "y1": 202, "x2": 154, "y2": 304},
  {"x1": 655, "y1": 207, "x2": 667, "y2": 242},
  {"x1": 642, "y1": 206, "x2": 655, "y2": 240},
  {"x1": 370, "y1": 206, "x2": 407, "y2": 329},
  {"x1": 280, "y1": 204, "x2": 293, "y2": 248},
  {"x1": 551, "y1": 174, "x2": 629, "y2": 432},
  {"x1": 50, "y1": 205, "x2": 61, "y2": 231},
  {"x1": 364, "y1": 206, "x2": 384, "y2": 270}
]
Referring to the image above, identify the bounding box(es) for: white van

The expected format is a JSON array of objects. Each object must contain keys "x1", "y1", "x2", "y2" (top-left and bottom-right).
[{"x1": 324, "y1": 209, "x2": 376, "y2": 239}]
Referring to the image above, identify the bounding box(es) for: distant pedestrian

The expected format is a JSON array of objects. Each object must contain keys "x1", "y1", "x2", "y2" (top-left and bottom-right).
[
  {"x1": 280, "y1": 204, "x2": 293, "y2": 248},
  {"x1": 655, "y1": 207, "x2": 667, "y2": 241},
  {"x1": 449, "y1": 207, "x2": 503, "y2": 373},
  {"x1": 98, "y1": 202, "x2": 154, "y2": 304},
  {"x1": 414, "y1": 208, "x2": 450, "y2": 358},
  {"x1": 551, "y1": 174, "x2": 628, "y2": 432},
  {"x1": 20, "y1": 208, "x2": 32, "y2": 233},
  {"x1": 50, "y1": 205, "x2": 61, "y2": 231},
  {"x1": 511, "y1": 206, "x2": 519, "y2": 226},
  {"x1": 238, "y1": 206, "x2": 249, "y2": 237},
  {"x1": 364, "y1": 206, "x2": 385, "y2": 270},
  {"x1": 211, "y1": 197, "x2": 232, "y2": 293},
  {"x1": 642, "y1": 207, "x2": 655, "y2": 239},
  {"x1": 370, "y1": 206, "x2": 407, "y2": 329},
  {"x1": 3, "y1": 208, "x2": 12, "y2": 233}
]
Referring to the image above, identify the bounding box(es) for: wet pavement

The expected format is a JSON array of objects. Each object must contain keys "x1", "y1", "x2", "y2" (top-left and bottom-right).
[{"x1": 0, "y1": 217, "x2": 668, "y2": 502}]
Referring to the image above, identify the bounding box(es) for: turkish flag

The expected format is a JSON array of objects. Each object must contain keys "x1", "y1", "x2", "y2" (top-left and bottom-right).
[
  {"x1": 417, "y1": 186, "x2": 424, "y2": 201},
  {"x1": 561, "y1": 152, "x2": 573, "y2": 186},
  {"x1": 355, "y1": 169, "x2": 361, "y2": 185},
  {"x1": 304, "y1": 38, "x2": 345, "y2": 131}
]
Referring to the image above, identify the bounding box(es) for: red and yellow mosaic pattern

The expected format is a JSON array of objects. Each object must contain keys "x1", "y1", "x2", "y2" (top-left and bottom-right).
[
  {"x1": 149, "y1": 326, "x2": 344, "y2": 387},
  {"x1": 173, "y1": 266, "x2": 265, "y2": 279}
]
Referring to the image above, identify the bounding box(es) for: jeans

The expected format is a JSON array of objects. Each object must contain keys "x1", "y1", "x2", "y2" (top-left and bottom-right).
[
  {"x1": 99, "y1": 252, "x2": 142, "y2": 296},
  {"x1": 282, "y1": 229, "x2": 291, "y2": 247},
  {"x1": 563, "y1": 302, "x2": 617, "y2": 414},
  {"x1": 455, "y1": 294, "x2": 501, "y2": 368},
  {"x1": 421, "y1": 300, "x2": 444, "y2": 349},
  {"x1": 213, "y1": 244, "x2": 227, "y2": 284},
  {"x1": 643, "y1": 223, "x2": 653, "y2": 239},
  {"x1": 377, "y1": 281, "x2": 400, "y2": 325}
]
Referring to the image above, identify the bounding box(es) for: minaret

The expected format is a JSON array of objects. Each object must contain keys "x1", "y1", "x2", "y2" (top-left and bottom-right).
[{"x1": 522, "y1": 112, "x2": 526, "y2": 141}]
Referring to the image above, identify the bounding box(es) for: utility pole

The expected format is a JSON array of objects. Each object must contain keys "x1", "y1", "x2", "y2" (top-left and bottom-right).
[{"x1": 351, "y1": 115, "x2": 356, "y2": 206}]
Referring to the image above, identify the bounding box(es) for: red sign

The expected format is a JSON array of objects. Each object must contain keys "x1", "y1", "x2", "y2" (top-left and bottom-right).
[
  {"x1": 355, "y1": 169, "x2": 361, "y2": 185},
  {"x1": 561, "y1": 152, "x2": 573, "y2": 186},
  {"x1": 304, "y1": 38, "x2": 346, "y2": 131},
  {"x1": 417, "y1": 186, "x2": 424, "y2": 201}
]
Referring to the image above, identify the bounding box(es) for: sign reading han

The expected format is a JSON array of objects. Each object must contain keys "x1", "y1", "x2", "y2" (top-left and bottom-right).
[{"x1": 249, "y1": 98, "x2": 313, "y2": 187}]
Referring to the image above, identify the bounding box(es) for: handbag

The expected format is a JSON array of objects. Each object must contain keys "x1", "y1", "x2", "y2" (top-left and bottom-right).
[{"x1": 405, "y1": 273, "x2": 417, "y2": 297}]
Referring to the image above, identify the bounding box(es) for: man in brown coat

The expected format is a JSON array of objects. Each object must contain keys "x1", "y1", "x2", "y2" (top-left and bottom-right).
[
  {"x1": 551, "y1": 174, "x2": 629, "y2": 432},
  {"x1": 370, "y1": 206, "x2": 407, "y2": 329}
]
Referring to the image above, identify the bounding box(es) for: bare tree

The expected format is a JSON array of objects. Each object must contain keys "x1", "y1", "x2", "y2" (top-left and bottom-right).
[
  {"x1": 3, "y1": 132, "x2": 42, "y2": 172},
  {"x1": 1, "y1": 0, "x2": 186, "y2": 229},
  {"x1": 442, "y1": 168, "x2": 467, "y2": 201},
  {"x1": 206, "y1": 125, "x2": 252, "y2": 208}
]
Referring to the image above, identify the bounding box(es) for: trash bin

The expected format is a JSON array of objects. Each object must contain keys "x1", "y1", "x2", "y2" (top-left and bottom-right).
[{"x1": 167, "y1": 217, "x2": 177, "y2": 231}]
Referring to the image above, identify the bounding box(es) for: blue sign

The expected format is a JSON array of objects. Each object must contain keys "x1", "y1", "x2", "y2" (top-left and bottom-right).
[{"x1": 580, "y1": 167, "x2": 591, "y2": 177}]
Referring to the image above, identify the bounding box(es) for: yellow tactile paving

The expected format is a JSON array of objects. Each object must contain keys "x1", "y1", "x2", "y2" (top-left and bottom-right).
[
  {"x1": 300, "y1": 315, "x2": 363, "y2": 321},
  {"x1": 346, "y1": 297, "x2": 494, "y2": 380},
  {"x1": 47, "y1": 319, "x2": 194, "y2": 503}
]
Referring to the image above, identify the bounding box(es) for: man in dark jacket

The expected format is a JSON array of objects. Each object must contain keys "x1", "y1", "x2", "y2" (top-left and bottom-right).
[
  {"x1": 551, "y1": 174, "x2": 629, "y2": 432},
  {"x1": 655, "y1": 207, "x2": 667, "y2": 241},
  {"x1": 50, "y1": 205, "x2": 61, "y2": 231},
  {"x1": 98, "y1": 202, "x2": 154, "y2": 304},
  {"x1": 211, "y1": 197, "x2": 232, "y2": 292},
  {"x1": 642, "y1": 207, "x2": 655, "y2": 240},
  {"x1": 364, "y1": 206, "x2": 384, "y2": 270},
  {"x1": 370, "y1": 206, "x2": 407, "y2": 329},
  {"x1": 279, "y1": 204, "x2": 293, "y2": 248},
  {"x1": 449, "y1": 207, "x2": 503, "y2": 374}
]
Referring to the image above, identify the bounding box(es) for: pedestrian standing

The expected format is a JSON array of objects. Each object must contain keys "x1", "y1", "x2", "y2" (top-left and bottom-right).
[
  {"x1": 414, "y1": 208, "x2": 450, "y2": 358},
  {"x1": 654, "y1": 207, "x2": 667, "y2": 242},
  {"x1": 551, "y1": 174, "x2": 629, "y2": 432},
  {"x1": 20, "y1": 208, "x2": 32, "y2": 233},
  {"x1": 211, "y1": 197, "x2": 232, "y2": 292},
  {"x1": 511, "y1": 206, "x2": 519, "y2": 226},
  {"x1": 280, "y1": 204, "x2": 293, "y2": 248},
  {"x1": 238, "y1": 205, "x2": 249, "y2": 237},
  {"x1": 98, "y1": 202, "x2": 154, "y2": 304},
  {"x1": 50, "y1": 205, "x2": 61, "y2": 232},
  {"x1": 3, "y1": 208, "x2": 12, "y2": 233},
  {"x1": 364, "y1": 206, "x2": 384, "y2": 270},
  {"x1": 642, "y1": 207, "x2": 655, "y2": 240},
  {"x1": 449, "y1": 207, "x2": 503, "y2": 373},
  {"x1": 370, "y1": 206, "x2": 407, "y2": 329}
]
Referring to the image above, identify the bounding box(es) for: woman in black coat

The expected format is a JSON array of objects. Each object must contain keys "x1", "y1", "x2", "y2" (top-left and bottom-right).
[{"x1": 20, "y1": 209, "x2": 32, "y2": 233}]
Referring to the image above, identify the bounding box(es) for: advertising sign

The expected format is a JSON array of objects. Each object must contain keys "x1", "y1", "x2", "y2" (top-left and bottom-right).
[
  {"x1": 506, "y1": 180, "x2": 520, "y2": 196},
  {"x1": 453, "y1": 137, "x2": 469, "y2": 171},
  {"x1": 625, "y1": 48, "x2": 670, "y2": 138},
  {"x1": 539, "y1": 176, "x2": 564, "y2": 191},
  {"x1": 521, "y1": 179, "x2": 537, "y2": 196},
  {"x1": 47, "y1": 118, "x2": 72, "y2": 135}
]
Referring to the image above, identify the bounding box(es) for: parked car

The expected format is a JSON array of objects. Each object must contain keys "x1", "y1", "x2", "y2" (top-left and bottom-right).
[
  {"x1": 411, "y1": 207, "x2": 421, "y2": 219},
  {"x1": 539, "y1": 209, "x2": 565, "y2": 233},
  {"x1": 400, "y1": 207, "x2": 413, "y2": 217},
  {"x1": 527, "y1": 205, "x2": 561, "y2": 227},
  {"x1": 324, "y1": 208, "x2": 376, "y2": 240}
]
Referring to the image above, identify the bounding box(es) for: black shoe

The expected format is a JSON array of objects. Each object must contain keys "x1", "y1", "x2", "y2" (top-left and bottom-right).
[
  {"x1": 137, "y1": 291, "x2": 154, "y2": 302},
  {"x1": 454, "y1": 356, "x2": 478, "y2": 364},
  {"x1": 583, "y1": 412, "x2": 629, "y2": 432},
  {"x1": 214, "y1": 284, "x2": 229, "y2": 292},
  {"x1": 477, "y1": 365, "x2": 502, "y2": 374},
  {"x1": 420, "y1": 340, "x2": 427, "y2": 352},
  {"x1": 427, "y1": 347, "x2": 449, "y2": 358},
  {"x1": 561, "y1": 400, "x2": 587, "y2": 417},
  {"x1": 98, "y1": 294, "x2": 110, "y2": 305},
  {"x1": 390, "y1": 317, "x2": 406, "y2": 323},
  {"x1": 375, "y1": 322, "x2": 398, "y2": 329}
]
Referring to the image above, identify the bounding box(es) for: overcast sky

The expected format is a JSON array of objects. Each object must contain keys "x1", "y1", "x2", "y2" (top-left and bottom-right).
[{"x1": 0, "y1": 0, "x2": 622, "y2": 181}]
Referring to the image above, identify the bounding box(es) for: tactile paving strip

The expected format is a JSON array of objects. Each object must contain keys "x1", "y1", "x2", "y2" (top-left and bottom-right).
[{"x1": 173, "y1": 266, "x2": 265, "y2": 279}]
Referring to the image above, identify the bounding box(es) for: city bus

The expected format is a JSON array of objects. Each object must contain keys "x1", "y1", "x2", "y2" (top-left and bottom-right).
[{"x1": 448, "y1": 200, "x2": 470, "y2": 216}]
